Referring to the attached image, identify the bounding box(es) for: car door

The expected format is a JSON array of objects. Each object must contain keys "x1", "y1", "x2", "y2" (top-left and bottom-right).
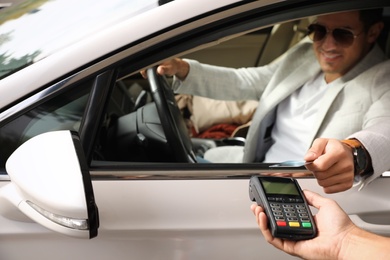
[{"x1": 1, "y1": 0, "x2": 390, "y2": 259}]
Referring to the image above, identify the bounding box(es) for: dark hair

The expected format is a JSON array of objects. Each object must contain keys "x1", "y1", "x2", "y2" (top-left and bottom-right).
[{"x1": 359, "y1": 8, "x2": 384, "y2": 31}]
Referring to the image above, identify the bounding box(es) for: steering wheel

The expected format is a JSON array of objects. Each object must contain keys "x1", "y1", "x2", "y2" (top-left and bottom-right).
[{"x1": 146, "y1": 67, "x2": 197, "y2": 163}]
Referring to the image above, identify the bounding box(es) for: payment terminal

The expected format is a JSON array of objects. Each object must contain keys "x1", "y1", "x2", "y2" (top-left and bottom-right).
[{"x1": 249, "y1": 176, "x2": 317, "y2": 240}]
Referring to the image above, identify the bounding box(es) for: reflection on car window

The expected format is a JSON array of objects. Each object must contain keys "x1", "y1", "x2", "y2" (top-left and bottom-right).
[
  {"x1": 0, "y1": 80, "x2": 93, "y2": 172},
  {"x1": 0, "y1": 0, "x2": 158, "y2": 79}
]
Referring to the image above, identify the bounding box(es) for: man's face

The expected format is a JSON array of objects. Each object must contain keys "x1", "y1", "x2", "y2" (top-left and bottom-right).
[{"x1": 312, "y1": 11, "x2": 376, "y2": 83}]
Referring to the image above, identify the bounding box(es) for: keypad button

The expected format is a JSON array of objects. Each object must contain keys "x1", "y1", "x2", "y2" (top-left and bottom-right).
[
  {"x1": 302, "y1": 222, "x2": 312, "y2": 228},
  {"x1": 286, "y1": 213, "x2": 297, "y2": 218},
  {"x1": 289, "y1": 222, "x2": 300, "y2": 227},
  {"x1": 276, "y1": 221, "x2": 287, "y2": 227}
]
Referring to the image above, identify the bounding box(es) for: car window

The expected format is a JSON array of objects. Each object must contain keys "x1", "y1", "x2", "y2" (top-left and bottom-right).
[
  {"x1": 92, "y1": 8, "x2": 390, "y2": 169},
  {"x1": 0, "y1": 79, "x2": 93, "y2": 172},
  {"x1": 92, "y1": 21, "x2": 309, "y2": 164}
]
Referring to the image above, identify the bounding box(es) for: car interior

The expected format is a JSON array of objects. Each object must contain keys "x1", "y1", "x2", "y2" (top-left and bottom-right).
[{"x1": 92, "y1": 7, "x2": 390, "y2": 164}]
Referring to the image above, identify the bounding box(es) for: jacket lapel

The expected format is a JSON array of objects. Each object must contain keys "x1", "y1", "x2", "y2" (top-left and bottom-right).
[
  {"x1": 244, "y1": 57, "x2": 320, "y2": 162},
  {"x1": 263, "y1": 60, "x2": 321, "y2": 109}
]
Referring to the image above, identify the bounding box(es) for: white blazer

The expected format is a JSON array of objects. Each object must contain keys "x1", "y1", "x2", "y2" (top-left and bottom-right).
[{"x1": 174, "y1": 40, "x2": 390, "y2": 185}]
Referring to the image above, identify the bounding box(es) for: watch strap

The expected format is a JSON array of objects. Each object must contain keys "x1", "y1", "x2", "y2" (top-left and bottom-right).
[{"x1": 341, "y1": 139, "x2": 361, "y2": 149}]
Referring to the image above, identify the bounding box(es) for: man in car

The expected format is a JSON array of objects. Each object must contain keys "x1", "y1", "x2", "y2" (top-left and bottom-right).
[{"x1": 147, "y1": 9, "x2": 390, "y2": 193}]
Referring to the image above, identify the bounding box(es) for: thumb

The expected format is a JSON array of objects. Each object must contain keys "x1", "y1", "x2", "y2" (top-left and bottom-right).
[
  {"x1": 302, "y1": 190, "x2": 326, "y2": 209},
  {"x1": 304, "y1": 138, "x2": 328, "y2": 162}
]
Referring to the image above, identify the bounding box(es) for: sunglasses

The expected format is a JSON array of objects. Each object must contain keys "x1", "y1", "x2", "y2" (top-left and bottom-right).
[{"x1": 307, "y1": 24, "x2": 361, "y2": 47}]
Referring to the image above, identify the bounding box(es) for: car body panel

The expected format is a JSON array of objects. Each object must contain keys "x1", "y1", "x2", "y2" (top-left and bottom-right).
[{"x1": 1, "y1": 177, "x2": 390, "y2": 259}]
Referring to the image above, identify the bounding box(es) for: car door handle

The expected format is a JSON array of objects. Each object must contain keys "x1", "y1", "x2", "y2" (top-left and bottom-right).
[{"x1": 349, "y1": 214, "x2": 390, "y2": 236}]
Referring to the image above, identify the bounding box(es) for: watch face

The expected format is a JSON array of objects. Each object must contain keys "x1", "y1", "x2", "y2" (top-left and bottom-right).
[{"x1": 355, "y1": 147, "x2": 367, "y2": 172}]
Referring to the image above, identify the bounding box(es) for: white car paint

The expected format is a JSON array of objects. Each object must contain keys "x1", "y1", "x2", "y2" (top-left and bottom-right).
[
  {"x1": 2, "y1": 131, "x2": 97, "y2": 239},
  {"x1": 1, "y1": 177, "x2": 390, "y2": 259},
  {"x1": 1, "y1": 0, "x2": 390, "y2": 259}
]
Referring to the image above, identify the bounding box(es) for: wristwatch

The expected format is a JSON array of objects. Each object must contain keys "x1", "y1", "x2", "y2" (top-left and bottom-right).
[{"x1": 341, "y1": 139, "x2": 373, "y2": 177}]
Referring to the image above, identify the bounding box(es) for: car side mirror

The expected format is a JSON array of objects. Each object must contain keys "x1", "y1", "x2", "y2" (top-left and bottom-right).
[{"x1": 0, "y1": 130, "x2": 99, "y2": 239}]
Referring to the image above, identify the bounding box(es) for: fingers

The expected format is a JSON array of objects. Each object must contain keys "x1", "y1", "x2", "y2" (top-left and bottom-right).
[
  {"x1": 305, "y1": 138, "x2": 355, "y2": 193},
  {"x1": 250, "y1": 204, "x2": 289, "y2": 251},
  {"x1": 250, "y1": 203, "x2": 258, "y2": 215},
  {"x1": 306, "y1": 138, "x2": 352, "y2": 170},
  {"x1": 156, "y1": 62, "x2": 176, "y2": 77},
  {"x1": 139, "y1": 63, "x2": 171, "y2": 79},
  {"x1": 310, "y1": 154, "x2": 354, "y2": 193},
  {"x1": 313, "y1": 170, "x2": 354, "y2": 193},
  {"x1": 311, "y1": 165, "x2": 354, "y2": 193},
  {"x1": 250, "y1": 205, "x2": 274, "y2": 239},
  {"x1": 250, "y1": 204, "x2": 265, "y2": 227},
  {"x1": 140, "y1": 58, "x2": 189, "y2": 80},
  {"x1": 303, "y1": 189, "x2": 350, "y2": 224},
  {"x1": 140, "y1": 70, "x2": 147, "y2": 79}
]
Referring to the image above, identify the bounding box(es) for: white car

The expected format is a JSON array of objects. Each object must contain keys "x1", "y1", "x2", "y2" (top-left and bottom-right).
[{"x1": 1, "y1": 0, "x2": 390, "y2": 259}]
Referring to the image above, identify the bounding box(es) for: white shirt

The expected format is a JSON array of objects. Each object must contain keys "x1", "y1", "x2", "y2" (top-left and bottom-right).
[{"x1": 264, "y1": 72, "x2": 329, "y2": 162}]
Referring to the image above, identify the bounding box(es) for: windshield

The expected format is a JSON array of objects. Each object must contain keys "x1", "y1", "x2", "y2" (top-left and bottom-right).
[{"x1": 0, "y1": 0, "x2": 158, "y2": 79}]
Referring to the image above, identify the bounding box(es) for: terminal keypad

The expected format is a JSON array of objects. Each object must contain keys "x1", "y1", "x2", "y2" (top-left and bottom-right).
[{"x1": 269, "y1": 198, "x2": 312, "y2": 228}]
